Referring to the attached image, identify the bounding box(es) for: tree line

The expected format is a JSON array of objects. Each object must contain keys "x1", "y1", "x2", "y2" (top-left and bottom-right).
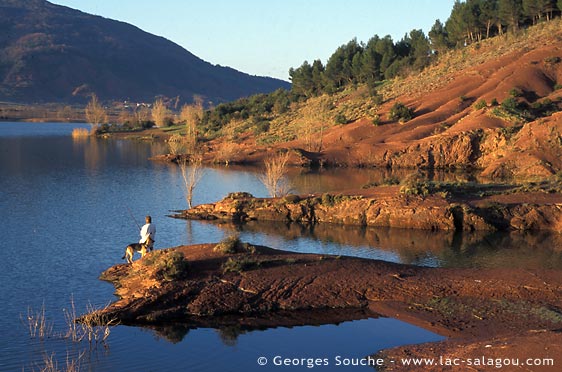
[{"x1": 290, "y1": 0, "x2": 562, "y2": 98}]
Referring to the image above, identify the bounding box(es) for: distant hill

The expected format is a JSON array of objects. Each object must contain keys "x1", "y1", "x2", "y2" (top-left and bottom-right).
[{"x1": 0, "y1": 0, "x2": 290, "y2": 104}]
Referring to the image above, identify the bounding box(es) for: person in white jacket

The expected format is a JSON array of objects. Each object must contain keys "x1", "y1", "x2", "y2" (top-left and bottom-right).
[{"x1": 139, "y1": 215, "x2": 156, "y2": 250}]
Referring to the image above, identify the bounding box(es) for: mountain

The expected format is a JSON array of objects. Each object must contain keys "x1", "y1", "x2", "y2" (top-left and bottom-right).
[{"x1": 0, "y1": 0, "x2": 290, "y2": 104}]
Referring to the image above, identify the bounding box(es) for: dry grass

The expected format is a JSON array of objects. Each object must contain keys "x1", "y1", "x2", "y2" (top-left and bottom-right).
[
  {"x1": 63, "y1": 297, "x2": 117, "y2": 344},
  {"x1": 32, "y1": 352, "x2": 84, "y2": 372},
  {"x1": 21, "y1": 303, "x2": 53, "y2": 340}
]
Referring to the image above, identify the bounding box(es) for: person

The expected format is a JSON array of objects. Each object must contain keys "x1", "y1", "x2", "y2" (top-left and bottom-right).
[{"x1": 139, "y1": 215, "x2": 156, "y2": 251}]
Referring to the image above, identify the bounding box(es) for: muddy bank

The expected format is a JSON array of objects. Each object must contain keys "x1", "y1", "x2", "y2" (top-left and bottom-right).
[
  {"x1": 173, "y1": 188, "x2": 562, "y2": 232},
  {"x1": 95, "y1": 243, "x2": 562, "y2": 368}
]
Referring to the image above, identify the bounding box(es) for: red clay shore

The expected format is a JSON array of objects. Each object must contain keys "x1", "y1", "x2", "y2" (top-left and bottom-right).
[{"x1": 94, "y1": 241, "x2": 562, "y2": 371}]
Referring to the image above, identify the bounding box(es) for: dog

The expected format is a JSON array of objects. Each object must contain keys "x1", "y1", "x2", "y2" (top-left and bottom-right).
[{"x1": 122, "y1": 236, "x2": 154, "y2": 264}]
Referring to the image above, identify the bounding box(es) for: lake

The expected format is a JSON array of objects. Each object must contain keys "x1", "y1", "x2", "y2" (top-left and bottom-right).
[{"x1": 1, "y1": 122, "x2": 559, "y2": 371}]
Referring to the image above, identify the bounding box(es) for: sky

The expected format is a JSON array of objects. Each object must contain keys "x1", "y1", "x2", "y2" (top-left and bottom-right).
[{"x1": 50, "y1": 0, "x2": 456, "y2": 81}]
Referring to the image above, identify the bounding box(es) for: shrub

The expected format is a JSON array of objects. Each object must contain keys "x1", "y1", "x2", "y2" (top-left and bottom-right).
[
  {"x1": 372, "y1": 93, "x2": 384, "y2": 105},
  {"x1": 334, "y1": 112, "x2": 349, "y2": 124},
  {"x1": 544, "y1": 56, "x2": 561, "y2": 64},
  {"x1": 155, "y1": 251, "x2": 189, "y2": 281},
  {"x1": 321, "y1": 193, "x2": 335, "y2": 206},
  {"x1": 214, "y1": 235, "x2": 243, "y2": 254},
  {"x1": 372, "y1": 114, "x2": 381, "y2": 126},
  {"x1": 226, "y1": 192, "x2": 254, "y2": 199},
  {"x1": 282, "y1": 194, "x2": 301, "y2": 204},
  {"x1": 490, "y1": 98, "x2": 499, "y2": 106},
  {"x1": 399, "y1": 172, "x2": 431, "y2": 197},
  {"x1": 508, "y1": 88, "x2": 522, "y2": 97},
  {"x1": 389, "y1": 102, "x2": 414, "y2": 123},
  {"x1": 501, "y1": 97, "x2": 520, "y2": 112},
  {"x1": 214, "y1": 235, "x2": 256, "y2": 254},
  {"x1": 253, "y1": 119, "x2": 270, "y2": 135},
  {"x1": 474, "y1": 99, "x2": 487, "y2": 110},
  {"x1": 222, "y1": 257, "x2": 261, "y2": 273}
]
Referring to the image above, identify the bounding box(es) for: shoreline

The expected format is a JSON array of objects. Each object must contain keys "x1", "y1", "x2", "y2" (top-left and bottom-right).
[
  {"x1": 174, "y1": 187, "x2": 562, "y2": 232},
  {"x1": 94, "y1": 243, "x2": 562, "y2": 370}
]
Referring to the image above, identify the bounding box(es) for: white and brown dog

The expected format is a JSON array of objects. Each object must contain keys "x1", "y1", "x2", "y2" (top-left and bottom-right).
[{"x1": 122, "y1": 236, "x2": 154, "y2": 263}]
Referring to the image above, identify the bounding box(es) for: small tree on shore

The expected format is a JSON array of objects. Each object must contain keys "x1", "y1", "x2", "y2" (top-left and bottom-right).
[
  {"x1": 258, "y1": 151, "x2": 291, "y2": 197},
  {"x1": 180, "y1": 100, "x2": 203, "y2": 154},
  {"x1": 85, "y1": 94, "x2": 107, "y2": 133},
  {"x1": 134, "y1": 105, "x2": 150, "y2": 127},
  {"x1": 179, "y1": 153, "x2": 205, "y2": 209},
  {"x1": 151, "y1": 98, "x2": 170, "y2": 128}
]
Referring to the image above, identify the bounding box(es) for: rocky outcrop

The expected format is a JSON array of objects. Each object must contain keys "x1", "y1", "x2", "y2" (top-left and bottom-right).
[{"x1": 174, "y1": 190, "x2": 562, "y2": 232}]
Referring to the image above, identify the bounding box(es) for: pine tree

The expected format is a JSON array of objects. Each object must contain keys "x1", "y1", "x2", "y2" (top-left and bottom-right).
[{"x1": 499, "y1": 0, "x2": 523, "y2": 32}]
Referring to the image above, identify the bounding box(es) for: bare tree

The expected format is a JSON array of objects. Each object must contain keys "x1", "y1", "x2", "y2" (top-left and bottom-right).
[
  {"x1": 151, "y1": 98, "x2": 170, "y2": 128},
  {"x1": 180, "y1": 100, "x2": 203, "y2": 154},
  {"x1": 167, "y1": 133, "x2": 186, "y2": 155},
  {"x1": 85, "y1": 94, "x2": 107, "y2": 133},
  {"x1": 179, "y1": 153, "x2": 205, "y2": 209},
  {"x1": 134, "y1": 105, "x2": 150, "y2": 127},
  {"x1": 258, "y1": 151, "x2": 291, "y2": 197},
  {"x1": 117, "y1": 107, "x2": 132, "y2": 126}
]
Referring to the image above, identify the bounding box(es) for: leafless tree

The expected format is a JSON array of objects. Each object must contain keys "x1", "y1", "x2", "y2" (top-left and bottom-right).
[
  {"x1": 167, "y1": 133, "x2": 186, "y2": 155},
  {"x1": 85, "y1": 94, "x2": 107, "y2": 133},
  {"x1": 179, "y1": 153, "x2": 205, "y2": 209},
  {"x1": 151, "y1": 98, "x2": 170, "y2": 128},
  {"x1": 258, "y1": 151, "x2": 291, "y2": 197},
  {"x1": 180, "y1": 100, "x2": 203, "y2": 154},
  {"x1": 134, "y1": 105, "x2": 150, "y2": 127}
]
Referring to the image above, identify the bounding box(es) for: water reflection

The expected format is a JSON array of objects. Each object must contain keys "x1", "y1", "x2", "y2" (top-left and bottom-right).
[
  {"x1": 144, "y1": 308, "x2": 375, "y2": 345},
  {"x1": 285, "y1": 167, "x2": 483, "y2": 193},
  {"x1": 210, "y1": 220, "x2": 562, "y2": 269}
]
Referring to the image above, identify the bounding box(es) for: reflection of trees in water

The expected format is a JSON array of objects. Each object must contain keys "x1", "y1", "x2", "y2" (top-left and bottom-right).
[
  {"x1": 72, "y1": 136, "x2": 161, "y2": 173},
  {"x1": 226, "y1": 221, "x2": 562, "y2": 269},
  {"x1": 286, "y1": 168, "x2": 482, "y2": 194},
  {"x1": 216, "y1": 325, "x2": 246, "y2": 346},
  {"x1": 146, "y1": 324, "x2": 191, "y2": 344}
]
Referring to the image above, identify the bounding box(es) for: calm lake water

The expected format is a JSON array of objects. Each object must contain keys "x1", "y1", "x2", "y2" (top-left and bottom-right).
[{"x1": 1, "y1": 122, "x2": 560, "y2": 371}]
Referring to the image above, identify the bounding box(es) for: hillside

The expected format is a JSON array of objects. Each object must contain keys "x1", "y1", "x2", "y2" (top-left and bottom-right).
[
  {"x1": 0, "y1": 0, "x2": 289, "y2": 104},
  {"x1": 194, "y1": 20, "x2": 562, "y2": 179}
]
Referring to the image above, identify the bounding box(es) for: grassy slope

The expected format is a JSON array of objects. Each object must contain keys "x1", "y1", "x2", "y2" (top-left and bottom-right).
[{"x1": 200, "y1": 19, "x2": 562, "y2": 180}]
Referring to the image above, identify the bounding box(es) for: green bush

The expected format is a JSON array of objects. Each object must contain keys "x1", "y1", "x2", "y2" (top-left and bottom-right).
[
  {"x1": 155, "y1": 251, "x2": 189, "y2": 281},
  {"x1": 321, "y1": 193, "x2": 335, "y2": 206},
  {"x1": 214, "y1": 235, "x2": 256, "y2": 254},
  {"x1": 508, "y1": 88, "x2": 522, "y2": 97},
  {"x1": 253, "y1": 119, "x2": 270, "y2": 135},
  {"x1": 544, "y1": 56, "x2": 561, "y2": 64},
  {"x1": 222, "y1": 257, "x2": 261, "y2": 273},
  {"x1": 389, "y1": 102, "x2": 414, "y2": 123},
  {"x1": 474, "y1": 99, "x2": 487, "y2": 110},
  {"x1": 334, "y1": 112, "x2": 349, "y2": 124}
]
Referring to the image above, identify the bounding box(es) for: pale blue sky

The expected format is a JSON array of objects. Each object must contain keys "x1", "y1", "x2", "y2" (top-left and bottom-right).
[{"x1": 51, "y1": 0, "x2": 455, "y2": 81}]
